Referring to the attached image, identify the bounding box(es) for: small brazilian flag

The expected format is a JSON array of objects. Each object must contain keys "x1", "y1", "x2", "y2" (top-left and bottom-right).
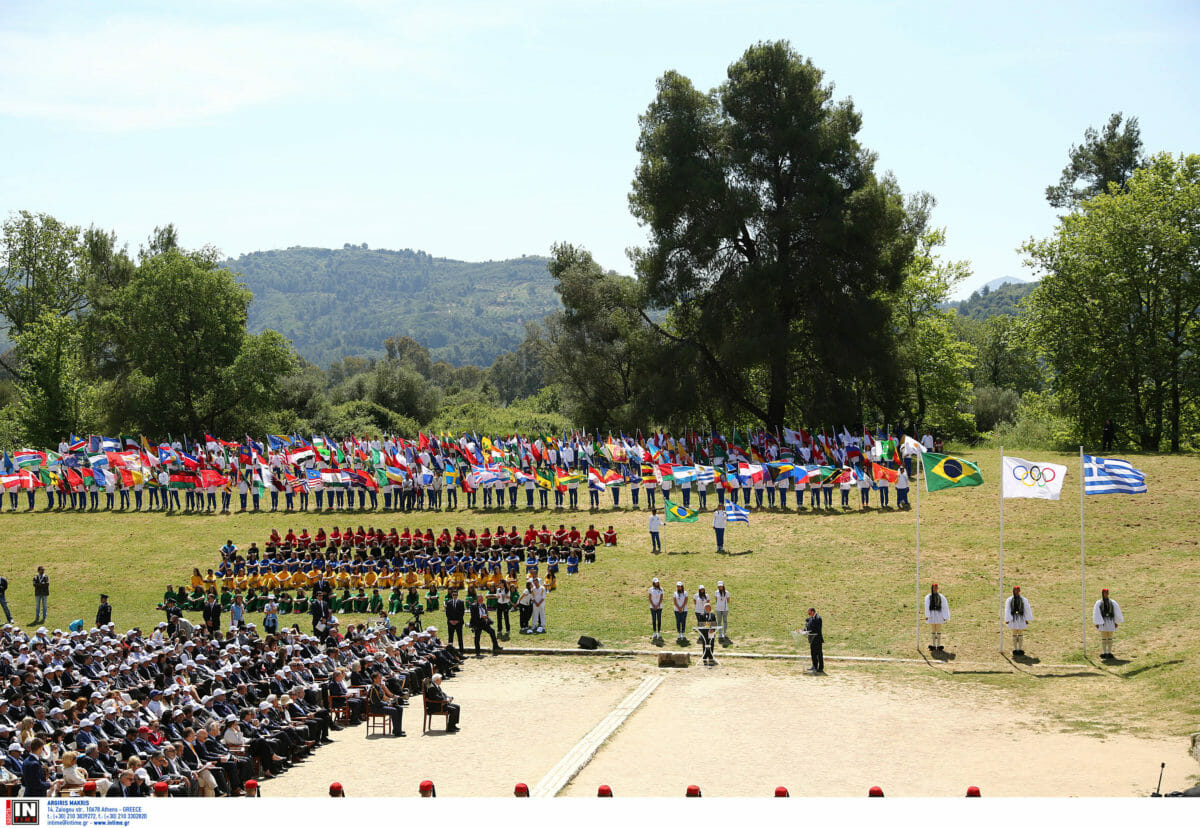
[
  {"x1": 923, "y1": 453, "x2": 984, "y2": 492},
  {"x1": 664, "y1": 498, "x2": 699, "y2": 522}
]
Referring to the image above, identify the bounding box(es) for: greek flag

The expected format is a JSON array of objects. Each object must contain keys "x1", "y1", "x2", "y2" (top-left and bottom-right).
[
  {"x1": 1082, "y1": 454, "x2": 1146, "y2": 495},
  {"x1": 726, "y1": 502, "x2": 750, "y2": 523}
]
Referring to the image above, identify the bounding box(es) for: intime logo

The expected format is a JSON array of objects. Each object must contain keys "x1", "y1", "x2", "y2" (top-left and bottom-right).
[{"x1": 5, "y1": 800, "x2": 39, "y2": 825}]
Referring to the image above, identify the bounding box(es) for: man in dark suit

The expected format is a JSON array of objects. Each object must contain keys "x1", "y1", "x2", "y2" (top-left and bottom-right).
[
  {"x1": 106, "y1": 769, "x2": 147, "y2": 797},
  {"x1": 444, "y1": 590, "x2": 465, "y2": 652},
  {"x1": 21, "y1": 739, "x2": 49, "y2": 797},
  {"x1": 366, "y1": 673, "x2": 405, "y2": 737},
  {"x1": 96, "y1": 594, "x2": 112, "y2": 627},
  {"x1": 202, "y1": 596, "x2": 222, "y2": 636},
  {"x1": 804, "y1": 607, "x2": 824, "y2": 674},
  {"x1": 423, "y1": 673, "x2": 459, "y2": 732},
  {"x1": 469, "y1": 594, "x2": 502, "y2": 656}
]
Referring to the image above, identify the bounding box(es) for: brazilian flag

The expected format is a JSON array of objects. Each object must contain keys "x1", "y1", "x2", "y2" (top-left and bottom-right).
[
  {"x1": 924, "y1": 453, "x2": 984, "y2": 492},
  {"x1": 664, "y1": 498, "x2": 699, "y2": 523}
]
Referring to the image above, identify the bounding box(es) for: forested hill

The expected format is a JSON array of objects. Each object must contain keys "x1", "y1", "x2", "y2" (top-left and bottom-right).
[
  {"x1": 225, "y1": 246, "x2": 559, "y2": 368},
  {"x1": 950, "y1": 280, "x2": 1037, "y2": 320}
]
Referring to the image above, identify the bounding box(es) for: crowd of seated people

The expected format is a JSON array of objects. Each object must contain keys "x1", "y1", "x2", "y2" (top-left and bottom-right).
[{"x1": 0, "y1": 611, "x2": 464, "y2": 797}]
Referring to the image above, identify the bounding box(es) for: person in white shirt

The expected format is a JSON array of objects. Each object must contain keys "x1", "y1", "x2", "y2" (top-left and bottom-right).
[
  {"x1": 712, "y1": 505, "x2": 727, "y2": 552},
  {"x1": 1004, "y1": 586, "x2": 1033, "y2": 656},
  {"x1": 839, "y1": 468, "x2": 853, "y2": 508},
  {"x1": 924, "y1": 583, "x2": 950, "y2": 652},
  {"x1": 672, "y1": 582, "x2": 688, "y2": 644},
  {"x1": 856, "y1": 466, "x2": 872, "y2": 508},
  {"x1": 921, "y1": 432, "x2": 935, "y2": 451},
  {"x1": 529, "y1": 578, "x2": 547, "y2": 633},
  {"x1": 895, "y1": 466, "x2": 910, "y2": 508},
  {"x1": 648, "y1": 578, "x2": 664, "y2": 642},
  {"x1": 692, "y1": 586, "x2": 709, "y2": 623},
  {"x1": 648, "y1": 509, "x2": 663, "y2": 553},
  {"x1": 713, "y1": 581, "x2": 731, "y2": 639},
  {"x1": 1092, "y1": 588, "x2": 1125, "y2": 659}
]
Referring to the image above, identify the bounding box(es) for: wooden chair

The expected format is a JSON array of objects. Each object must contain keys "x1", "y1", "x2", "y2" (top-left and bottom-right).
[
  {"x1": 422, "y1": 693, "x2": 450, "y2": 734},
  {"x1": 366, "y1": 710, "x2": 392, "y2": 736}
]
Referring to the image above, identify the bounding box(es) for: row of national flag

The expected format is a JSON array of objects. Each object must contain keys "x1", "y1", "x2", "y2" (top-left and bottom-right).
[{"x1": 917, "y1": 452, "x2": 1146, "y2": 499}]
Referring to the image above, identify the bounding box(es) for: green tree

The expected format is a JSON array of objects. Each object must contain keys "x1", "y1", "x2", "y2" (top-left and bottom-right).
[
  {"x1": 1045, "y1": 113, "x2": 1144, "y2": 209},
  {"x1": 0, "y1": 211, "x2": 88, "y2": 345},
  {"x1": 532, "y1": 243, "x2": 656, "y2": 430},
  {"x1": 629, "y1": 41, "x2": 917, "y2": 430},
  {"x1": 1025, "y1": 153, "x2": 1200, "y2": 451},
  {"x1": 955, "y1": 314, "x2": 1042, "y2": 394},
  {"x1": 13, "y1": 311, "x2": 95, "y2": 446},
  {"x1": 106, "y1": 248, "x2": 298, "y2": 436},
  {"x1": 889, "y1": 227, "x2": 976, "y2": 436}
]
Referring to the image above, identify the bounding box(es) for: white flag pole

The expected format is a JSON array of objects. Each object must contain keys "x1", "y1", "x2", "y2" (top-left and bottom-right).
[
  {"x1": 1000, "y1": 446, "x2": 1005, "y2": 653},
  {"x1": 1080, "y1": 445, "x2": 1087, "y2": 656},
  {"x1": 915, "y1": 448, "x2": 922, "y2": 651}
]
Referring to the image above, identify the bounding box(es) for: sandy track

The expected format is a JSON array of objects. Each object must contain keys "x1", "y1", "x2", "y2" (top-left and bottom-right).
[{"x1": 264, "y1": 656, "x2": 1194, "y2": 797}]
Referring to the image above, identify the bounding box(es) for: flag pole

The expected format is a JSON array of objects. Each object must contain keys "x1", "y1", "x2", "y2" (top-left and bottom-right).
[
  {"x1": 999, "y1": 445, "x2": 1005, "y2": 653},
  {"x1": 1080, "y1": 445, "x2": 1086, "y2": 657},
  {"x1": 915, "y1": 448, "x2": 922, "y2": 651}
]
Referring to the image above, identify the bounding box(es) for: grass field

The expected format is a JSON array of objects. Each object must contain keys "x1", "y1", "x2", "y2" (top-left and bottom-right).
[{"x1": 4, "y1": 450, "x2": 1198, "y2": 736}]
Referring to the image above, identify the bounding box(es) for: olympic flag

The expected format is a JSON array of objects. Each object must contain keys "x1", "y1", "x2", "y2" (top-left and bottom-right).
[{"x1": 1001, "y1": 456, "x2": 1067, "y2": 500}]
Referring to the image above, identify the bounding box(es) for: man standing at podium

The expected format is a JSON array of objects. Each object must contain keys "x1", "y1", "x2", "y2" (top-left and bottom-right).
[{"x1": 804, "y1": 607, "x2": 824, "y2": 674}]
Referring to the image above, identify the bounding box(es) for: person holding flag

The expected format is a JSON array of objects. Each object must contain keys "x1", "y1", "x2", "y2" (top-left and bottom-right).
[
  {"x1": 712, "y1": 504, "x2": 726, "y2": 553},
  {"x1": 648, "y1": 508, "x2": 663, "y2": 553}
]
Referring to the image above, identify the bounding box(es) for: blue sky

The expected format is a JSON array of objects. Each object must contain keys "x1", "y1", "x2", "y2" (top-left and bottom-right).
[{"x1": 2, "y1": 0, "x2": 1197, "y2": 298}]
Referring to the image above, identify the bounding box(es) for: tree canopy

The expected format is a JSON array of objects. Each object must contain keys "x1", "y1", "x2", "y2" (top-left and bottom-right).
[
  {"x1": 1025, "y1": 153, "x2": 1200, "y2": 451},
  {"x1": 629, "y1": 41, "x2": 918, "y2": 430}
]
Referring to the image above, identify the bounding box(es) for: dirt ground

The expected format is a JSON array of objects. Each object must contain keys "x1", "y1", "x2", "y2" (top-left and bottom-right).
[{"x1": 264, "y1": 655, "x2": 1195, "y2": 797}]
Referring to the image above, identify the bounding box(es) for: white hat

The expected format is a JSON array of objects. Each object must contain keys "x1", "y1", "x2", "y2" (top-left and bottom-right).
[
  {"x1": 717, "y1": 581, "x2": 724, "y2": 587},
  {"x1": 676, "y1": 581, "x2": 683, "y2": 587},
  {"x1": 652, "y1": 578, "x2": 659, "y2": 583}
]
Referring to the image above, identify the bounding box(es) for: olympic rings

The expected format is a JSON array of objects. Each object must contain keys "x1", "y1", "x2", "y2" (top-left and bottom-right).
[{"x1": 1010, "y1": 464, "x2": 1056, "y2": 487}]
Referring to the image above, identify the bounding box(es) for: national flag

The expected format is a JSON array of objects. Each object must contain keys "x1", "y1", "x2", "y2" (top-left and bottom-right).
[
  {"x1": 870, "y1": 462, "x2": 899, "y2": 484},
  {"x1": 68, "y1": 434, "x2": 88, "y2": 452},
  {"x1": 640, "y1": 463, "x2": 658, "y2": 485},
  {"x1": 14, "y1": 450, "x2": 46, "y2": 469},
  {"x1": 554, "y1": 468, "x2": 582, "y2": 490},
  {"x1": 304, "y1": 469, "x2": 324, "y2": 491},
  {"x1": 267, "y1": 434, "x2": 292, "y2": 451},
  {"x1": 347, "y1": 469, "x2": 378, "y2": 490},
  {"x1": 670, "y1": 465, "x2": 698, "y2": 484},
  {"x1": 725, "y1": 502, "x2": 750, "y2": 523},
  {"x1": 534, "y1": 469, "x2": 554, "y2": 490},
  {"x1": 767, "y1": 461, "x2": 795, "y2": 481},
  {"x1": 286, "y1": 446, "x2": 315, "y2": 465},
  {"x1": 87, "y1": 452, "x2": 108, "y2": 469},
  {"x1": 924, "y1": 453, "x2": 984, "y2": 492},
  {"x1": 1000, "y1": 456, "x2": 1068, "y2": 500},
  {"x1": 169, "y1": 471, "x2": 199, "y2": 490},
  {"x1": 902, "y1": 435, "x2": 926, "y2": 455},
  {"x1": 444, "y1": 467, "x2": 461, "y2": 489},
  {"x1": 737, "y1": 462, "x2": 765, "y2": 484},
  {"x1": 588, "y1": 468, "x2": 623, "y2": 489},
  {"x1": 695, "y1": 465, "x2": 714, "y2": 486},
  {"x1": 178, "y1": 451, "x2": 200, "y2": 470},
  {"x1": 664, "y1": 498, "x2": 699, "y2": 522},
  {"x1": 198, "y1": 469, "x2": 229, "y2": 488},
  {"x1": 1082, "y1": 455, "x2": 1146, "y2": 496}
]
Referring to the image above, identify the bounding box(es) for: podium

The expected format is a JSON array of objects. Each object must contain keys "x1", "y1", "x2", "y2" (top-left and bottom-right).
[{"x1": 695, "y1": 624, "x2": 719, "y2": 664}]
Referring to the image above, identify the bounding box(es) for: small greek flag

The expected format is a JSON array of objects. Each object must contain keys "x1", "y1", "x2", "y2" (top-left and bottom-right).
[
  {"x1": 726, "y1": 502, "x2": 750, "y2": 523},
  {"x1": 1083, "y1": 454, "x2": 1146, "y2": 495}
]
